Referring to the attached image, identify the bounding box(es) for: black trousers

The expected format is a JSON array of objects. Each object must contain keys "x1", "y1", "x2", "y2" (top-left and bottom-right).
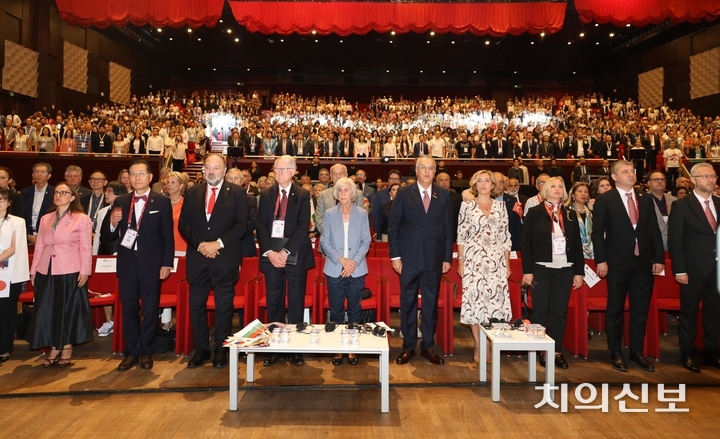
[
  {"x1": 263, "y1": 264, "x2": 308, "y2": 324},
  {"x1": 679, "y1": 268, "x2": 720, "y2": 357},
  {"x1": 0, "y1": 283, "x2": 22, "y2": 354},
  {"x1": 188, "y1": 266, "x2": 239, "y2": 353},
  {"x1": 531, "y1": 265, "x2": 574, "y2": 353},
  {"x1": 605, "y1": 262, "x2": 653, "y2": 354},
  {"x1": 119, "y1": 260, "x2": 161, "y2": 356},
  {"x1": 399, "y1": 267, "x2": 440, "y2": 351}
]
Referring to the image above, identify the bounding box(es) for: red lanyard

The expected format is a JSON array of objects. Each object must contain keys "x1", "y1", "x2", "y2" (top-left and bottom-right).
[
  {"x1": 127, "y1": 195, "x2": 148, "y2": 228},
  {"x1": 544, "y1": 202, "x2": 565, "y2": 234}
]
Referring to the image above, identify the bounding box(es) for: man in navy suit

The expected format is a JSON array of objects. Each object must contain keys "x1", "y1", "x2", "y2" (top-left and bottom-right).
[
  {"x1": 389, "y1": 156, "x2": 452, "y2": 365},
  {"x1": 21, "y1": 162, "x2": 54, "y2": 244},
  {"x1": 668, "y1": 163, "x2": 720, "y2": 373},
  {"x1": 107, "y1": 160, "x2": 174, "y2": 371},
  {"x1": 592, "y1": 160, "x2": 664, "y2": 373},
  {"x1": 180, "y1": 154, "x2": 249, "y2": 369},
  {"x1": 372, "y1": 169, "x2": 401, "y2": 239},
  {"x1": 257, "y1": 155, "x2": 315, "y2": 367}
]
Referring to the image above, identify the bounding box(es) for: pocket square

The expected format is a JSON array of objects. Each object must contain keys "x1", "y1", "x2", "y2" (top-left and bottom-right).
[{"x1": 149, "y1": 210, "x2": 159, "y2": 214}]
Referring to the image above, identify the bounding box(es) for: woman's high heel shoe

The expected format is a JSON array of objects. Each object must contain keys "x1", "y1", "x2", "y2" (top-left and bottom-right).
[
  {"x1": 43, "y1": 349, "x2": 60, "y2": 368},
  {"x1": 347, "y1": 354, "x2": 359, "y2": 366},
  {"x1": 332, "y1": 354, "x2": 343, "y2": 366},
  {"x1": 57, "y1": 347, "x2": 73, "y2": 368}
]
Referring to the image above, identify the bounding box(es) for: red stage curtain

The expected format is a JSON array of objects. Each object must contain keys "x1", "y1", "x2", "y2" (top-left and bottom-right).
[
  {"x1": 55, "y1": 0, "x2": 225, "y2": 28},
  {"x1": 575, "y1": 0, "x2": 720, "y2": 26},
  {"x1": 228, "y1": 1, "x2": 567, "y2": 36}
]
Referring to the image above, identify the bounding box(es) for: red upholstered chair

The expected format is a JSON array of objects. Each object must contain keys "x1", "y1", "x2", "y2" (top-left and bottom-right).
[
  {"x1": 373, "y1": 241, "x2": 389, "y2": 258},
  {"x1": 379, "y1": 257, "x2": 452, "y2": 355},
  {"x1": 317, "y1": 257, "x2": 383, "y2": 325},
  {"x1": 253, "y1": 255, "x2": 322, "y2": 324},
  {"x1": 525, "y1": 279, "x2": 584, "y2": 357},
  {"x1": 179, "y1": 257, "x2": 259, "y2": 355},
  {"x1": 86, "y1": 256, "x2": 121, "y2": 352},
  {"x1": 19, "y1": 254, "x2": 34, "y2": 304}
]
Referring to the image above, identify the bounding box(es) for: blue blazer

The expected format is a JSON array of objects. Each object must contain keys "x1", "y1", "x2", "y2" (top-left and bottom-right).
[
  {"x1": 21, "y1": 184, "x2": 54, "y2": 234},
  {"x1": 321, "y1": 204, "x2": 371, "y2": 278},
  {"x1": 388, "y1": 183, "x2": 453, "y2": 271}
]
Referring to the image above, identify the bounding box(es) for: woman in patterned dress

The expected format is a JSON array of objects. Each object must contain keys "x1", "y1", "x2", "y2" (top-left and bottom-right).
[{"x1": 457, "y1": 170, "x2": 512, "y2": 364}]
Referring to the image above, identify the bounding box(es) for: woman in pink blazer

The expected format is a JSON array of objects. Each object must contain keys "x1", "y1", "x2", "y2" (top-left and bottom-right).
[{"x1": 27, "y1": 182, "x2": 93, "y2": 367}]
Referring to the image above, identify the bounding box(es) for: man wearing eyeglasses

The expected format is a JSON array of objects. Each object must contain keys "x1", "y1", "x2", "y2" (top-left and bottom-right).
[
  {"x1": 256, "y1": 155, "x2": 315, "y2": 367},
  {"x1": 647, "y1": 171, "x2": 676, "y2": 251},
  {"x1": 21, "y1": 162, "x2": 54, "y2": 245},
  {"x1": 180, "y1": 154, "x2": 249, "y2": 370},
  {"x1": 81, "y1": 171, "x2": 108, "y2": 233},
  {"x1": 389, "y1": 156, "x2": 453, "y2": 366},
  {"x1": 668, "y1": 163, "x2": 720, "y2": 373}
]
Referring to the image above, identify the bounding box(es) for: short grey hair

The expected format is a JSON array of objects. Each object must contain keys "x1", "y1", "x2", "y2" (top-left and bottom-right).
[
  {"x1": 332, "y1": 177, "x2": 358, "y2": 202},
  {"x1": 275, "y1": 154, "x2": 297, "y2": 170},
  {"x1": 690, "y1": 162, "x2": 714, "y2": 177}
]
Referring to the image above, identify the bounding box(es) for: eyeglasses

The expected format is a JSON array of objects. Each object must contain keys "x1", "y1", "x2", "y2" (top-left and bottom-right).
[
  {"x1": 129, "y1": 171, "x2": 148, "y2": 178},
  {"x1": 275, "y1": 167, "x2": 295, "y2": 173},
  {"x1": 89, "y1": 177, "x2": 107, "y2": 182},
  {"x1": 53, "y1": 191, "x2": 72, "y2": 197},
  {"x1": 0, "y1": 198, "x2": 8, "y2": 203},
  {"x1": 693, "y1": 174, "x2": 718, "y2": 179},
  {"x1": 649, "y1": 178, "x2": 666, "y2": 182}
]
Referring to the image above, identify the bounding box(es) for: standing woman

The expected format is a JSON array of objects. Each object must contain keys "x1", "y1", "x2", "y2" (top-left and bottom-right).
[
  {"x1": 59, "y1": 129, "x2": 76, "y2": 154},
  {"x1": 378, "y1": 183, "x2": 399, "y2": 242},
  {"x1": 250, "y1": 161, "x2": 262, "y2": 181},
  {"x1": 566, "y1": 182, "x2": 594, "y2": 260},
  {"x1": 14, "y1": 127, "x2": 32, "y2": 152},
  {"x1": 0, "y1": 128, "x2": 7, "y2": 151},
  {"x1": 160, "y1": 171, "x2": 188, "y2": 330},
  {"x1": 118, "y1": 169, "x2": 133, "y2": 193},
  {"x1": 320, "y1": 177, "x2": 371, "y2": 366},
  {"x1": 0, "y1": 187, "x2": 30, "y2": 362},
  {"x1": 354, "y1": 133, "x2": 370, "y2": 159},
  {"x1": 26, "y1": 183, "x2": 93, "y2": 367},
  {"x1": 113, "y1": 133, "x2": 128, "y2": 155},
  {"x1": 0, "y1": 167, "x2": 25, "y2": 219},
  {"x1": 457, "y1": 170, "x2": 512, "y2": 364},
  {"x1": 36, "y1": 126, "x2": 57, "y2": 153},
  {"x1": 521, "y1": 176, "x2": 584, "y2": 369}
]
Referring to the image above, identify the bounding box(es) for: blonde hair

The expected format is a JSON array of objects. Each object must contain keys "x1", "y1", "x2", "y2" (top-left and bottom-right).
[
  {"x1": 539, "y1": 176, "x2": 569, "y2": 203},
  {"x1": 468, "y1": 170, "x2": 495, "y2": 197}
]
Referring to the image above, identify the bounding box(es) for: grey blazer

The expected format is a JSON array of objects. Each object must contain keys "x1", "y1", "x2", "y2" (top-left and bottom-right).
[
  {"x1": 651, "y1": 193, "x2": 676, "y2": 251},
  {"x1": 314, "y1": 186, "x2": 365, "y2": 235},
  {"x1": 320, "y1": 204, "x2": 371, "y2": 278}
]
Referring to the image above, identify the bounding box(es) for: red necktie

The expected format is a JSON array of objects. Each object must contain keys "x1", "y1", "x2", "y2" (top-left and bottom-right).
[
  {"x1": 626, "y1": 192, "x2": 639, "y2": 256},
  {"x1": 208, "y1": 187, "x2": 217, "y2": 215},
  {"x1": 704, "y1": 200, "x2": 716, "y2": 232},
  {"x1": 423, "y1": 190, "x2": 430, "y2": 213},
  {"x1": 279, "y1": 189, "x2": 288, "y2": 219}
]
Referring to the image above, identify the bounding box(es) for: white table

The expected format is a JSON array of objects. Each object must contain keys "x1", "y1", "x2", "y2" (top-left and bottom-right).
[
  {"x1": 479, "y1": 326, "x2": 555, "y2": 402},
  {"x1": 228, "y1": 328, "x2": 391, "y2": 413}
]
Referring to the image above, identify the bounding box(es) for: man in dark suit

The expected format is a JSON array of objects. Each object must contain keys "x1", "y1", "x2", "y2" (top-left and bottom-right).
[
  {"x1": 668, "y1": 163, "x2": 720, "y2": 373},
  {"x1": 596, "y1": 159, "x2": 611, "y2": 176},
  {"x1": 276, "y1": 132, "x2": 294, "y2": 157},
  {"x1": 436, "y1": 171, "x2": 462, "y2": 241},
  {"x1": 643, "y1": 130, "x2": 661, "y2": 173},
  {"x1": 372, "y1": 169, "x2": 402, "y2": 239},
  {"x1": 81, "y1": 171, "x2": 109, "y2": 233},
  {"x1": 599, "y1": 134, "x2": 618, "y2": 160},
  {"x1": 355, "y1": 169, "x2": 375, "y2": 209},
  {"x1": 538, "y1": 136, "x2": 555, "y2": 159},
  {"x1": 337, "y1": 133, "x2": 354, "y2": 158},
  {"x1": 21, "y1": 162, "x2": 54, "y2": 244},
  {"x1": 389, "y1": 156, "x2": 452, "y2": 366},
  {"x1": 572, "y1": 157, "x2": 591, "y2": 184},
  {"x1": 240, "y1": 169, "x2": 260, "y2": 197},
  {"x1": 522, "y1": 134, "x2": 538, "y2": 159},
  {"x1": 257, "y1": 155, "x2": 315, "y2": 367},
  {"x1": 592, "y1": 160, "x2": 664, "y2": 373},
  {"x1": 490, "y1": 133, "x2": 509, "y2": 158},
  {"x1": 107, "y1": 160, "x2": 174, "y2": 371},
  {"x1": 492, "y1": 172, "x2": 523, "y2": 250},
  {"x1": 413, "y1": 134, "x2": 429, "y2": 158},
  {"x1": 180, "y1": 154, "x2": 248, "y2": 369}
]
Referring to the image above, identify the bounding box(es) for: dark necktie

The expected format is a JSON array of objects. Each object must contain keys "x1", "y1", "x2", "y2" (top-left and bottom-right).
[
  {"x1": 423, "y1": 190, "x2": 430, "y2": 213},
  {"x1": 279, "y1": 189, "x2": 288, "y2": 219},
  {"x1": 626, "y1": 193, "x2": 639, "y2": 256},
  {"x1": 704, "y1": 200, "x2": 716, "y2": 231}
]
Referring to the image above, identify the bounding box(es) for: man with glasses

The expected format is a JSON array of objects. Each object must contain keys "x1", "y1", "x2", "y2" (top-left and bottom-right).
[
  {"x1": 107, "y1": 160, "x2": 174, "y2": 372},
  {"x1": 81, "y1": 171, "x2": 108, "y2": 233},
  {"x1": 21, "y1": 162, "x2": 54, "y2": 245},
  {"x1": 668, "y1": 163, "x2": 720, "y2": 373},
  {"x1": 389, "y1": 156, "x2": 452, "y2": 366},
  {"x1": 647, "y1": 171, "x2": 676, "y2": 251},
  {"x1": 257, "y1": 155, "x2": 315, "y2": 367},
  {"x1": 372, "y1": 169, "x2": 401, "y2": 241},
  {"x1": 180, "y1": 154, "x2": 249, "y2": 369}
]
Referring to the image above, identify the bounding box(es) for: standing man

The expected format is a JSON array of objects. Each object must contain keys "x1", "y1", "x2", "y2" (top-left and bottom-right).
[
  {"x1": 180, "y1": 154, "x2": 248, "y2": 369},
  {"x1": 64, "y1": 165, "x2": 91, "y2": 199},
  {"x1": 389, "y1": 156, "x2": 452, "y2": 365},
  {"x1": 647, "y1": 171, "x2": 676, "y2": 251},
  {"x1": 436, "y1": 171, "x2": 462, "y2": 242},
  {"x1": 107, "y1": 160, "x2": 174, "y2": 371},
  {"x1": 355, "y1": 169, "x2": 375, "y2": 209},
  {"x1": 668, "y1": 163, "x2": 720, "y2": 373},
  {"x1": 592, "y1": 160, "x2": 664, "y2": 373},
  {"x1": 315, "y1": 163, "x2": 364, "y2": 239},
  {"x1": 372, "y1": 169, "x2": 401, "y2": 240},
  {"x1": 21, "y1": 162, "x2": 54, "y2": 245},
  {"x1": 81, "y1": 171, "x2": 108, "y2": 233},
  {"x1": 257, "y1": 155, "x2": 315, "y2": 367}
]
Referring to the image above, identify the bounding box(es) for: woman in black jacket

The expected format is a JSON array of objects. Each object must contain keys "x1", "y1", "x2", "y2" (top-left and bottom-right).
[{"x1": 521, "y1": 176, "x2": 584, "y2": 370}]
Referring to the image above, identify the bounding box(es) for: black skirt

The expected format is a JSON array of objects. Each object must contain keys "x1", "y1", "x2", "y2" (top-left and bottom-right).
[{"x1": 25, "y1": 261, "x2": 93, "y2": 350}]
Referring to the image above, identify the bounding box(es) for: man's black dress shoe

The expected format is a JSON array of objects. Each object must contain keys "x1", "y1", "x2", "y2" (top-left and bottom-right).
[
  {"x1": 629, "y1": 352, "x2": 655, "y2": 372},
  {"x1": 213, "y1": 350, "x2": 228, "y2": 368},
  {"x1": 681, "y1": 356, "x2": 700, "y2": 373},
  {"x1": 290, "y1": 354, "x2": 305, "y2": 366},
  {"x1": 331, "y1": 355, "x2": 343, "y2": 366},
  {"x1": 421, "y1": 348, "x2": 445, "y2": 365},
  {"x1": 555, "y1": 353, "x2": 569, "y2": 369},
  {"x1": 187, "y1": 349, "x2": 211, "y2": 369},
  {"x1": 396, "y1": 350, "x2": 415, "y2": 365},
  {"x1": 611, "y1": 352, "x2": 628, "y2": 372},
  {"x1": 263, "y1": 354, "x2": 281, "y2": 366},
  {"x1": 705, "y1": 355, "x2": 720, "y2": 370},
  {"x1": 139, "y1": 355, "x2": 153, "y2": 370},
  {"x1": 117, "y1": 355, "x2": 139, "y2": 372},
  {"x1": 347, "y1": 354, "x2": 359, "y2": 366}
]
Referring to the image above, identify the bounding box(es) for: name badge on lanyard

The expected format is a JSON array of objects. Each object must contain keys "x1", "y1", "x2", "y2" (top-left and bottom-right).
[
  {"x1": 553, "y1": 236, "x2": 566, "y2": 255},
  {"x1": 121, "y1": 229, "x2": 138, "y2": 249},
  {"x1": 271, "y1": 220, "x2": 285, "y2": 238}
]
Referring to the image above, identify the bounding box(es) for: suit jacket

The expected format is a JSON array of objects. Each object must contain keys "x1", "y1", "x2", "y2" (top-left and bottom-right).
[
  {"x1": 569, "y1": 139, "x2": 591, "y2": 158},
  {"x1": 522, "y1": 139, "x2": 538, "y2": 158},
  {"x1": 413, "y1": 141, "x2": 429, "y2": 158},
  {"x1": 276, "y1": 138, "x2": 294, "y2": 156},
  {"x1": 294, "y1": 139, "x2": 308, "y2": 157},
  {"x1": 179, "y1": 182, "x2": 248, "y2": 273},
  {"x1": 315, "y1": 186, "x2": 365, "y2": 235},
  {"x1": 320, "y1": 205, "x2": 371, "y2": 278},
  {"x1": 596, "y1": 166, "x2": 611, "y2": 176},
  {"x1": 448, "y1": 190, "x2": 462, "y2": 242},
  {"x1": 256, "y1": 183, "x2": 315, "y2": 271},
  {"x1": 337, "y1": 140, "x2": 354, "y2": 158},
  {"x1": 501, "y1": 194, "x2": 523, "y2": 251},
  {"x1": 30, "y1": 210, "x2": 92, "y2": 276},
  {"x1": 650, "y1": 193, "x2": 676, "y2": 251},
  {"x1": 305, "y1": 140, "x2": 323, "y2": 157},
  {"x1": 244, "y1": 136, "x2": 262, "y2": 155},
  {"x1": 372, "y1": 188, "x2": 391, "y2": 233},
  {"x1": 360, "y1": 183, "x2": 376, "y2": 208},
  {"x1": 599, "y1": 141, "x2": 617, "y2": 159},
  {"x1": 521, "y1": 204, "x2": 584, "y2": 275},
  {"x1": 490, "y1": 139, "x2": 509, "y2": 158},
  {"x1": 592, "y1": 188, "x2": 664, "y2": 271},
  {"x1": 538, "y1": 142, "x2": 555, "y2": 158},
  {"x1": 668, "y1": 193, "x2": 720, "y2": 277},
  {"x1": 388, "y1": 183, "x2": 453, "y2": 271},
  {"x1": 21, "y1": 184, "x2": 54, "y2": 234},
  {"x1": 475, "y1": 141, "x2": 490, "y2": 158},
  {"x1": 241, "y1": 193, "x2": 258, "y2": 257},
  {"x1": 105, "y1": 191, "x2": 174, "y2": 278},
  {"x1": 81, "y1": 192, "x2": 108, "y2": 219}
]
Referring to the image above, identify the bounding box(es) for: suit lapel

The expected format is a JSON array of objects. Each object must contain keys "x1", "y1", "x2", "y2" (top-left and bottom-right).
[
  {"x1": 689, "y1": 193, "x2": 716, "y2": 233},
  {"x1": 612, "y1": 189, "x2": 634, "y2": 228}
]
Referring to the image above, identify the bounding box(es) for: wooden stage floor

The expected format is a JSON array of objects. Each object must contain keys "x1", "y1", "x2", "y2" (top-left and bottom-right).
[{"x1": 1, "y1": 314, "x2": 719, "y2": 438}]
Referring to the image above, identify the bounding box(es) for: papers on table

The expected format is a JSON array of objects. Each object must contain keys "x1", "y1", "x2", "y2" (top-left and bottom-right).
[{"x1": 223, "y1": 319, "x2": 271, "y2": 347}]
